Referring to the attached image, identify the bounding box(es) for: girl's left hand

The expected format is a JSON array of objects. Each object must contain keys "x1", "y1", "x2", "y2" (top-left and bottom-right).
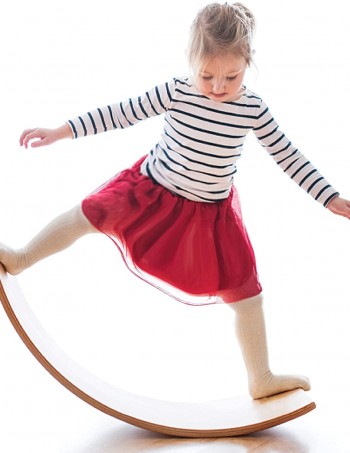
[{"x1": 327, "y1": 196, "x2": 350, "y2": 219}]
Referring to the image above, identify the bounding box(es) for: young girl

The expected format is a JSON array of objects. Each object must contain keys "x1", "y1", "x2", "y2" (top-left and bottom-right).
[{"x1": 1, "y1": 2, "x2": 349, "y2": 400}]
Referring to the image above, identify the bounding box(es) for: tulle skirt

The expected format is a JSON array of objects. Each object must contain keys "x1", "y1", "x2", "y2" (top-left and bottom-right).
[{"x1": 81, "y1": 156, "x2": 262, "y2": 305}]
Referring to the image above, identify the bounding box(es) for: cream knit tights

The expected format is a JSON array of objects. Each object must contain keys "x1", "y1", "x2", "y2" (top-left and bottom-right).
[
  {"x1": 0, "y1": 212, "x2": 311, "y2": 400},
  {"x1": 230, "y1": 294, "x2": 311, "y2": 399},
  {"x1": 0, "y1": 205, "x2": 98, "y2": 275}
]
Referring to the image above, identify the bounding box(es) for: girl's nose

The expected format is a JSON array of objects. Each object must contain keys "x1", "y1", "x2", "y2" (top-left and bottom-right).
[{"x1": 212, "y1": 79, "x2": 225, "y2": 93}]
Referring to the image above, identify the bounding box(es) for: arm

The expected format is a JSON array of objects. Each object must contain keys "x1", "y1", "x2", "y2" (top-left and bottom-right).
[
  {"x1": 20, "y1": 79, "x2": 175, "y2": 148},
  {"x1": 20, "y1": 124, "x2": 73, "y2": 149},
  {"x1": 253, "y1": 99, "x2": 339, "y2": 208},
  {"x1": 67, "y1": 81, "x2": 174, "y2": 139}
]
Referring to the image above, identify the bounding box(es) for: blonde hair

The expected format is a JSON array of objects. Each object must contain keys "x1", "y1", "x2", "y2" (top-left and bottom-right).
[{"x1": 187, "y1": 2, "x2": 256, "y2": 75}]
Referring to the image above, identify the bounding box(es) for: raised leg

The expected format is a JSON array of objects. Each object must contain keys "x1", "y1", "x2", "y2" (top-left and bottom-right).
[
  {"x1": 0, "y1": 204, "x2": 98, "y2": 275},
  {"x1": 229, "y1": 294, "x2": 311, "y2": 399}
]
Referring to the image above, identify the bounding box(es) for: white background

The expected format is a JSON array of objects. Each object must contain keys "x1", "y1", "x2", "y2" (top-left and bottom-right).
[{"x1": 0, "y1": 0, "x2": 349, "y2": 451}]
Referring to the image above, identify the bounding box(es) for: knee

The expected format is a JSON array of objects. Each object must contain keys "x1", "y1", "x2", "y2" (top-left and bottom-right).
[{"x1": 72, "y1": 204, "x2": 98, "y2": 234}]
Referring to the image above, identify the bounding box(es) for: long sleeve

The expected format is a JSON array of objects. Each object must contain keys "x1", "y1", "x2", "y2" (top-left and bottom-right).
[
  {"x1": 67, "y1": 81, "x2": 174, "y2": 139},
  {"x1": 253, "y1": 99, "x2": 339, "y2": 207}
]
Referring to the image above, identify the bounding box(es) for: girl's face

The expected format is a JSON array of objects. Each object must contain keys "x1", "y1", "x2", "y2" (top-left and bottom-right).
[{"x1": 195, "y1": 54, "x2": 247, "y2": 103}]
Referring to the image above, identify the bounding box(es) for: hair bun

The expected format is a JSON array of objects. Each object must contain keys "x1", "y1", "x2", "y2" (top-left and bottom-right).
[{"x1": 232, "y1": 2, "x2": 256, "y2": 31}]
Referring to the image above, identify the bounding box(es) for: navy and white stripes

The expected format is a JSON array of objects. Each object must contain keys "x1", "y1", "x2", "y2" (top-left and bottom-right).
[{"x1": 67, "y1": 77, "x2": 338, "y2": 206}]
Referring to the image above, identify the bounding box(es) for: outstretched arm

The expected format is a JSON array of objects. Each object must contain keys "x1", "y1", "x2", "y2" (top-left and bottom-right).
[
  {"x1": 19, "y1": 124, "x2": 73, "y2": 149},
  {"x1": 19, "y1": 80, "x2": 175, "y2": 146},
  {"x1": 252, "y1": 98, "x2": 339, "y2": 208},
  {"x1": 327, "y1": 196, "x2": 350, "y2": 219}
]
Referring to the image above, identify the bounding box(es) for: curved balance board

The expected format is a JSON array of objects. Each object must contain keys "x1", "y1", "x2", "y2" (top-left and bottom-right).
[{"x1": 0, "y1": 266, "x2": 316, "y2": 438}]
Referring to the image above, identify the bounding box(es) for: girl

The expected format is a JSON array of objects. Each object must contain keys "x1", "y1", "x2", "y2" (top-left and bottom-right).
[{"x1": 1, "y1": 2, "x2": 349, "y2": 400}]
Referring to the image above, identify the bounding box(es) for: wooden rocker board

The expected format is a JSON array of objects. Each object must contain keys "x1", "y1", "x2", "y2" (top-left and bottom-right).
[{"x1": 0, "y1": 265, "x2": 316, "y2": 438}]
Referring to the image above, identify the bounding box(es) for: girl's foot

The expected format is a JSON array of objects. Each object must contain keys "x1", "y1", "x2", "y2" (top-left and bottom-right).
[
  {"x1": 249, "y1": 371, "x2": 311, "y2": 399},
  {"x1": 0, "y1": 243, "x2": 26, "y2": 275},
  {"x1": 229, "y1": 295, "x2": 312, "y2": 401}
]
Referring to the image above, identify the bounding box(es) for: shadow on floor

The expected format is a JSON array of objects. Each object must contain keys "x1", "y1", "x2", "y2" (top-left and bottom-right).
[{"x1": 72, "y1": 421, "x2": 310, "y2": 453}]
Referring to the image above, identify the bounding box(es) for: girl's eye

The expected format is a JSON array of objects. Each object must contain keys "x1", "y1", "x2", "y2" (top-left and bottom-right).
[{"x1": 200, "y1": 75, "x2": 237, "y2": 81}]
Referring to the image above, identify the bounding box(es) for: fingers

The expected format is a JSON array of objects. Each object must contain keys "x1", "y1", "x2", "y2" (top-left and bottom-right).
[
  {"x1": 19, "y1": 129, "x2": 36, "y2": 148},
  {"x1": 30, "y1": 137, "x2": 48, "y2": 148},
  {"x1": 19, "y1": 128, "x2": 50, "y2": 149}
]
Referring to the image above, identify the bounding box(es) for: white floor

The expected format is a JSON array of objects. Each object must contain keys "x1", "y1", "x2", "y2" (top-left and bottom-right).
[
  {"x1": 0, "y1": 314, "x2": 349, "y2": 453},
  {"x1": 0, "y1": 289, "x2": 348, "y2": 453}
]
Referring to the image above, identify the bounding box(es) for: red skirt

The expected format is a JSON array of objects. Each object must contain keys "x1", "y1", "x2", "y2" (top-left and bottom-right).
[{"x1": 82, "y1": 156, "x2": 262, "y2": 305}]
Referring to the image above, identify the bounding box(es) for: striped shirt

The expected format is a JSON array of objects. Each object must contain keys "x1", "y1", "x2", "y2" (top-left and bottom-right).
[{"x1": 68, "y1": 77, "x2": 338, "y2": 206}]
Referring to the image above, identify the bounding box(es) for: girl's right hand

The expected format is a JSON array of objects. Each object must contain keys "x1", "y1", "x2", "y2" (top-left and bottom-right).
[{"x1": 19, "y1": 124, "x2": 73, "y2": 149}]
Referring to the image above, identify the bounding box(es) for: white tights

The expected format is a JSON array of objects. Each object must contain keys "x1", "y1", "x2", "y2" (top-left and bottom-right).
[
  {"x1": 0, "y1": 205, "x2": 98, "y2": 275},
  {"x1": 0, "y1": 207, "x2": 310, "y2": 399},
  {"x1": 229, "y1": 295, "x2": 310, "y2": 398}
]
